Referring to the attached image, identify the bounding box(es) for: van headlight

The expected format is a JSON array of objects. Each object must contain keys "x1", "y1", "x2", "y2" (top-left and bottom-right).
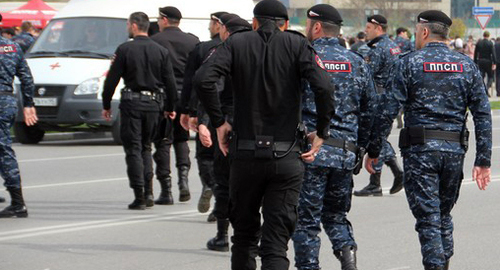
[{"x1": 74, "y1": 78, "x2": 100, "y2": 95}]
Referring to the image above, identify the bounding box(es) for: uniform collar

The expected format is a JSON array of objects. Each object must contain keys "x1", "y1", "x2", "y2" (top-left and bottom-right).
[
  {"x1": 312, "y1": 37, "x2": 339, "y2": 46},
  {"x1": 367, "y1": 34, "x2": 388, "y2": 47},
  {"x1": 162, "y1": 26, "x2": 181, "y2": 32},
  {"x1": 134, "y1": 35, "x2": 150, "y2": 40},
  {"x1": 424, "y1": 42, "x2": 448, "y2": 48}
]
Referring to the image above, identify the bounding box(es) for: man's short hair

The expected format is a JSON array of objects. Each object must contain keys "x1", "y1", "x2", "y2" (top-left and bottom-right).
[
  {"x1": 310, "y1": 19, "x2": 340, "y2": 37},
  {"x1": 422, "y1": 22, "x2": 449, "y2": 40},
  {"x1": 129, "y1": 12, "x2": 150, "y2": 32},
  {"x1": 396, "y1": 27, "x2": 407, "y2": 35},
  {"x1": 357, "y1": 31, "x2": 366, "y2": 39},
  {"x1": 256, "y1": 17, "x2": 286, "y2": 28},
  {"x1": 21, "y1": 21, "x2": 33, "y2": 32},
  {"x1": 2, "y1": 28, "x2": 15, "y2": 36},
  {"x1": 484, "y1": 31, "x2": 490, "y2": 38}
]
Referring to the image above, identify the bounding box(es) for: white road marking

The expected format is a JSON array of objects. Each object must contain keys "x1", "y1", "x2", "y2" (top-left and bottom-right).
[
  {"x1": 0, "y1": 210, "x2": 201, "y2": 242},
  {"x1": 23, "y1": 177, "x2": 127, "y2": 189},
  {"x1": 18, "y1": 153, "x2": 124, "y2": 163}
]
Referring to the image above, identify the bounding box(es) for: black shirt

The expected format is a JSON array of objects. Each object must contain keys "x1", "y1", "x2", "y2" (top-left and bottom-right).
[
  {"x1": 180, "y1": 35, "x2": 222, "y2": 115},
  {"x1": 102, "y1": 36, "x2": 177, "y2": 112},
  {"x1": 194, "y1": 22, "x2": 335, "y2": 141},
  {"x1": 474, "y1": 38, "x2": 497, "y2": 63},
  {"x1": 151, "y1": 27, "x2": 199, "y2": 94}
]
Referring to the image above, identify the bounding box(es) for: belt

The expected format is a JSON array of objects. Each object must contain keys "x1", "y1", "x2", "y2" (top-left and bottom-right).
[
  {"x1": 0, "y1": 92, "x2": 14, "y2": 96},
  {"x1": 323, "y1": 138, "x2": 359, "y2": 153},
  {"x1": 121, "y1": 90, "x2": 159, "y2": 101},
  {"x1": 237, "y1": 140, "x2": 300, "y2": 152},
  {"x1": 424, "y1": 130, "x2": 461, "y2": 142}
]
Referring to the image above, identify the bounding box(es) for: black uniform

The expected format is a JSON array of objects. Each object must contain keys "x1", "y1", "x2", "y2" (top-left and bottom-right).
[
  {"x1": 474, "y1": 38, "x2": 496, "y2": 92},
  {"x1": 102, "y1": 36, "x2": 177, "y2": 206},
  {"x1": 494, "y1": 41, "x2": 500, "y2": 96},
  {"x1": 195, "y1": 21, "x2": 334, "y2": 270},
  {"x1": 150, "y1": 26, "x2": 199, "y2": 203}
]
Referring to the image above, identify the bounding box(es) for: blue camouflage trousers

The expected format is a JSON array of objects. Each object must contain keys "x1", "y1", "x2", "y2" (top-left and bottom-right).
[
  {"x1": 0, "y1": 95, "x2": 21, "y2": 189},
  {"x1": 373, "y1": 139, "x2": 396, "y2": 172},
  {"x1": 403, "y1": 151, "x2": 464, "y2": 269},
  {"x1": 292, "y1": 165, "x2": 356, "y2": 270}
]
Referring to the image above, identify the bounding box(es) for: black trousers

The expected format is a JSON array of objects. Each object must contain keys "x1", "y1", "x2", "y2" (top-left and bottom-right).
[
  {"x1": 120, "y1": 109, "x2": 158, "y2": 189},
  {"x1": 213, "y1": 141, "x2": 230, "y2": 220},
  {"x1": 478, "y1": 59, "x2": 494, "y2": 91},
  {"x1": 229, "y1": 152, "x2": 304, "y2": 270},
  {"x1": 195, "y1": 134, "x2": 215, "y2": 189},
  {"x1": 496, "y1": 66, "x2": 500, "y2": 96}
]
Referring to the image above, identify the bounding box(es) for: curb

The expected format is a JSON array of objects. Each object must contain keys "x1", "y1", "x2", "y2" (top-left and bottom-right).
[{"x1": 12, "y1": 132, "x2": 111, "y2": 143}]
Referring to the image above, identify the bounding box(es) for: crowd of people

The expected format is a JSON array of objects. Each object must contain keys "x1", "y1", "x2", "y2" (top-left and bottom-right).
[{"x1": 0, "y1": 1, "x2": 493, "y2": 270}]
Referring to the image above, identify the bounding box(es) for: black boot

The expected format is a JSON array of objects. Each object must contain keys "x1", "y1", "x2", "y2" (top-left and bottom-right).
[
  {"x1": 128, "y1": 188, "x2": 146, "y2": 210},
  {"x1": 0, "y1": 196, "x2": 5, "y2": 203},
  {"x1": 198, "y1": 185, "x2": 213, "y2": 213},
  {"x1": 0, "y1": 188, "x2": 28, "y2": 218},
  {"x1": 425, "y1": 266, "x2": 444, "y2": 270},
  {"x1": 334, "y1": 245, "x2": 357, "y2": 270},
  {"x1": 155, "y1": 177, "x2": 174, "y2": 205},
  {"x1": 386, "y1": 158, "x2": 404, "y2": 194},
  {"x1": 207, "y1": 211, "x2": 217, "y2": 222},
  {"x1": 178, "y1": 165, "x2": 190, "y2": 202},
  {"x1": 144, "y1": 178, "x2": 154, "y2": 208},
  {"x1": 353, "y1": 173, "x2": 382, "y2": 196},
  {"x1": 207, "y1": 219, "x2": 229, "y2": 252}
]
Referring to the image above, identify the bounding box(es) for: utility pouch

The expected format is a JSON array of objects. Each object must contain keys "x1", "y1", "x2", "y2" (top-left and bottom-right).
[
  {"x1": 254, "y1": 135, "x2": 274, "y2": 159},
  {"x1": 228, "y1": 131, "x2": 237, "y2": 155},
  {"x1": 353, "y1": 147, "x2": 366, "y2": 175},
  {"x1": 399, "y1": 128, "x2": 410, "y2": 148},
  {"x1": 408, "y1": 126, "x2": 426, "y2": 145},
  {"x1": 461, "y1": 129, "x2": 469, "y2": 152},
  {"x1": 296, "y1": 122, "x2": 308, "y2": 153}
]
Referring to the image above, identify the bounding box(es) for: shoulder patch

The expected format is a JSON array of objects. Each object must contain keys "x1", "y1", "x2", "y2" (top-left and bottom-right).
[
  {"x1": 323, "y1": 61, "x2": 352, "y2": 73},
  {"x1": 0, "y1": 44, "x2": 17, "y2": 54},
  {"x1": 390, "y1": 47, "x2": 401, "y2": 55},
  {"x1": 285, "y1": 29, "x2": 306, "y2": 38},
  {"x1": 423, "y1": 62, "x2": 463, "y2": 73},
  {"x1": 203, "y1": 47, "x2": 217, "y2": 64},
  {"x1": 315, "y1": 55, "x2": 326, "y2": 70}
]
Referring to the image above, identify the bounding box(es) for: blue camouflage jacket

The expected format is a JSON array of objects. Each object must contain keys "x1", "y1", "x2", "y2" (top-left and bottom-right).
[
  {"x1": 395, "y1": 36, "x2": 412, "y2": 53},
  {"x1": 0, "y1": 36, "x2": 35, "y2": 107},
  {"x1": 369, "y1": 42, "x2": 492, "y2": 167},
  {"x1": 366, "y1": 34, "x2": 401, "y2": 89},
  {"x1": 303, "y1": 37, "x2": 378, "y2": 169},
  {"x1": 12, "y1": 32, "x2": 35, "y2": 53}
]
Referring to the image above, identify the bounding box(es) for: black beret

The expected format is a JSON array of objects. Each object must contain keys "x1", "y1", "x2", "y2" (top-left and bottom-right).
[
  {"x1": 253, "y1": 0, "x2": 289, "y2": 20},
  {"x1": 417, "y1": 10, "x2": 452, "y2": 27},
  {"x1": 159, "y1": 6, "x2": 182, "y2": 20},
  {"x1": 307, "y1": 4, "x2": 342, "y2": 25},
  {"x1": 220, "y1": 13, "x2": 239, "y2": 25},
  {"x1": 211, "y1": 11, "x2": 229, "y2": 22},
  {"x1": 226, "y1": 17, "x2": 252, "y2": 33},
  {"x1": 367, "y1": 14, "x2": 387, "y2": 25}
]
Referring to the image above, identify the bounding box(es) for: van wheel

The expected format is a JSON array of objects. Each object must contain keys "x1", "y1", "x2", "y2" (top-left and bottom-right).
[
  {"x1": 13, "y1": 122, "x2": 45, "y2": 144},
  {"x1": 111, "y1": 115, "x2": 122, "y2": 145}
]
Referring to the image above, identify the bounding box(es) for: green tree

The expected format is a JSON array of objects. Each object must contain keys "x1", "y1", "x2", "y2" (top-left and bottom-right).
[{"x1": 449, "y1": 18, "x2": 466, "y2": 38}]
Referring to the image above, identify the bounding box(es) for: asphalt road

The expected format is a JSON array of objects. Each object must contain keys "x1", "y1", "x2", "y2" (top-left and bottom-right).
[{"x1": 1, "y1": 114, "x2": 499, "y2": 270}]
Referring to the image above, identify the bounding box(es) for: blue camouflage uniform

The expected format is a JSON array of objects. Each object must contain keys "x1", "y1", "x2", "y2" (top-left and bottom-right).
[
  {"x1": 395, "y1": 35, "x2": 413, "y2": 53},
  {"x1": 369, "y1": 42, "x2": 492, "y2": 269},
  {"x1": 291, "y1": 37, "x2": 377, "y2": 270},
  {"x1": 11, "y1": 32, "x2": 36, "y2": 53},
  {"x1": 0, "y1": 37, "x2": 35, "y2": 189},
  {"x1": 365, "y1": 34, "x2": 401, "y2": 172}
]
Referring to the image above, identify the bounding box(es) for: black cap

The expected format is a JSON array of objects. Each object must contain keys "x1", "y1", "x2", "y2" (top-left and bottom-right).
[
  {"x1": 367, "y1": 14, "x2": 387, "y2": 26},
  {"x1": 211, "y1": 11, "x2": 229, "y2": 23},
  {"x1": 417, "y1": 10, "x2": 452, "y2": 27},
  {"x1": 159, "y1": 6, "x2": 182, "y2": 20},
  {"x1": 220, "y1": 13, "x2": 239, "y2": 25},
  {"x1": 253, "y1": 0, "x2": 289, "y2": 20},
  {"x1": 306, "y1": 4, "x2": 342, "y2": 25},
  {"x1": 226, "y1": 17, "x2": 252, "y2": 33}
]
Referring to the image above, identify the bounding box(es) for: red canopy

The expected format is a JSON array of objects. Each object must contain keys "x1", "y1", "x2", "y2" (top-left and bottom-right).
[{"x1": 0, "y1": 0, "x2": 57, "y2": 29}]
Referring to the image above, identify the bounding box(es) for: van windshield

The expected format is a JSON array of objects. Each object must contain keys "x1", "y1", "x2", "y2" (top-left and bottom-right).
[{"x1": 28, "y1": 17, "x2": 129, "y2": 58}]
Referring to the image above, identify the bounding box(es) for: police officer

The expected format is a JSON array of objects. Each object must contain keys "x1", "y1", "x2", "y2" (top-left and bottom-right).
[
  {"x1": 366, "y1": 10, "x2": 492, "y2": 270},
  {"x1": 291, "y1": 5, "x2": 377, "y2": 270},
  {"x1": 197, "y1": 15, "x2": 252, "y2": 252},
  {"x1": 11, "y1": 21, "x2": 36, "y2": 53},
  {"x1": 395, "y1": 27, "x2": 412, "y2": 53},
  {"x1": 150, "y1": 6, "x2": 200, "y2": 206},
  {"x1": 354, "y1": 14, "x2": 404, "y2": 197},
  {"x1": 102, "y1": 12, "x2": 177, "y2": 210},
  {"x1": 179, "y1": 11, "x2": 227, "y2": 221},
  {"x1": 0, "y1": 13, "x2": 38, "y2": 218},
  {"x1": 195, "y1": 0, "x2": 335, "y2": 269}
]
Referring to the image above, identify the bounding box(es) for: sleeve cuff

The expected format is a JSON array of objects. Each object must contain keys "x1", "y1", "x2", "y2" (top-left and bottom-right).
[{"x1": 474, "y1": 159, "x2": 491, "y2": 167}]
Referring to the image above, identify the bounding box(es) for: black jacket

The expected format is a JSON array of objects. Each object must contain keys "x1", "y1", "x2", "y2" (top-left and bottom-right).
[
  {"x1": 102, "y1": 36, "x2": 177, "y2": 112},
  {"x1": 474, "y1": 38, "x2": 497, "y2": 63},
  {"x1": 194, "y1": 22, "x2": 335, "y2": 141},
  {"x1": 151, "y1": 27, "x2": 199, "y2": 94}
]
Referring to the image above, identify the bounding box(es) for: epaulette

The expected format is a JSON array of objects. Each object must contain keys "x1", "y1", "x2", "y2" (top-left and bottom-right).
[
  {"x1": 285, "y1": 29, "x2": 306, "y2": 38},
  {"x1": 398, "y1": 49, "x2": 416, "y2": 59},
  {"x1": 187, "y1": 32, "x2": 199, "y2": 39},
  {"x1": 351, "y1": 50, "x2": 365, "y2": 60}
]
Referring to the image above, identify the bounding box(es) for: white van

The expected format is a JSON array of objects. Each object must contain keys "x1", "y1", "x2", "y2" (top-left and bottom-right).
[{"x1": 14, "y1": 0, "x2": 254, "y2": 144}]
